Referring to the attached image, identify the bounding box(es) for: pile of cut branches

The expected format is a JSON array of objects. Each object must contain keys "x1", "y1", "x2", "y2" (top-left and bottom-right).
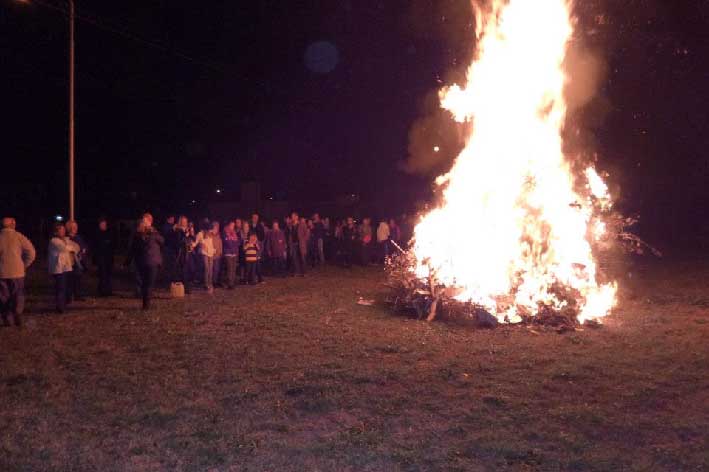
[
  {"x1": 384, "y1": 251, "x2": 501, "y2": 327},
  {"x1": 384, "y1": 212, "x2": 659, "y2": 329},
  {"x1": 384, "y1": 252, "x2": 581, "y2": 329}
]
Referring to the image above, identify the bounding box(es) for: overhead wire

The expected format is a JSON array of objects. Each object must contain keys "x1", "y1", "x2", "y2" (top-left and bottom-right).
[{"x1": 19, "y1": 0, "x2": 232, "y2": 73}]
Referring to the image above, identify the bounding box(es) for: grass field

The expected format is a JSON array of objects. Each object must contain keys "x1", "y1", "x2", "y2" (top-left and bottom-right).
[{"x1": 1, "y1": 258, "x2": 707, "y2": 471}]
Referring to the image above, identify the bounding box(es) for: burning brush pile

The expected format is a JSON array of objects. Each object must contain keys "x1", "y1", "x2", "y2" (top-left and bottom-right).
[{"x1": 388, "y1": 0, "x2": 658, "y2": 328}]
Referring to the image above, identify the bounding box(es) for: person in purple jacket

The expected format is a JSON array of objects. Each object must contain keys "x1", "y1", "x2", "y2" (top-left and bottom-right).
[{"x1": 265, "y1": 220, "x2": 287, "y2": 277}]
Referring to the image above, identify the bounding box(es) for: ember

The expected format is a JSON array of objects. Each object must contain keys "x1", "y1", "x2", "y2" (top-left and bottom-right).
[{"x1": 409, "y1": 0, "x2": 618, "y2": 324}]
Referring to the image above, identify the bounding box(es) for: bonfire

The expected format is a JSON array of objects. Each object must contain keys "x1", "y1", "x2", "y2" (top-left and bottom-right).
[{"x1": 390, "y1": 0, "x2": 657, "y2": 327}]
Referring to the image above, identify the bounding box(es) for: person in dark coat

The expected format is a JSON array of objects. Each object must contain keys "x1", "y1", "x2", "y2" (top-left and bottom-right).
[
  {"x1": 341, "y1": 217, "x2": 358, "y2": 268},
  {"x1": 222, "y1": 221, "x2": 240, "y2": 289},
  {"x1": 161, "y1": 215, "x2": 176, "y2": 238},
  {"x1": 250, "y1": 214, "x2": 266, "y2": 242},
  {"x1": 172, "y1": 216, "x2": 194, "y2": 294},
  {"x1": 163, "y1": 216, "x2": 181, "y2": 284},
  {"x1": 126, "y1": 216, "x2": 164, "y2": 310},
  {"x1": 238, "y1": 221, "x2": 251, "y2": 284},
  {"x1": 287, "y1": 212, "x2": 309, "y2": 277},
  {"x1": 93, "y1": 218, "x2": 114, "y2": 296},
  {"x1": 312, "y1": 213, "x2": 326, "y2": 265},
  {"x1": 265, "y1": 220, "x2": 287, "y2": 276}
]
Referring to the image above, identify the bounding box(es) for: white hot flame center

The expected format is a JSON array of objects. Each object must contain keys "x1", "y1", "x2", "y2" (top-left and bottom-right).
[{"x1": 412, "y1": 0, "x2": 617, "y2": 323}]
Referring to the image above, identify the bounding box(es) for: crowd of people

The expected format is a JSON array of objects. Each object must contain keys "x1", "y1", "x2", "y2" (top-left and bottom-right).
[{"x1": 0, "y1": 212, "x2": 408, "y2": 324}]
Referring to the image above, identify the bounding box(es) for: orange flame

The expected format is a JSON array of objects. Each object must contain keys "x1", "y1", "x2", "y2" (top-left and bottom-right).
[{"x1": 412, "y1": 0, "x2": 616, "y2": 323}]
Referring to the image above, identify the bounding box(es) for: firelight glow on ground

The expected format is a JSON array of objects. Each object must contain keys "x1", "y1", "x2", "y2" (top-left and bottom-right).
[{"x1": 413, "y1": 0, "x2": 617, "y2": 323}]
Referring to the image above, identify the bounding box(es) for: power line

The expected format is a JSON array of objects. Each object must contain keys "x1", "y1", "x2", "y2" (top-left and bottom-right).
[{"x1": 22, "y1": 0, "x2": 233, "y2": 73}]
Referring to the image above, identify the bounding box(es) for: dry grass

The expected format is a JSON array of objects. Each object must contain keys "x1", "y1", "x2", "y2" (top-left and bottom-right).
[{"x1": 1, "y1": 258, "x2": 707, "y2": 471}]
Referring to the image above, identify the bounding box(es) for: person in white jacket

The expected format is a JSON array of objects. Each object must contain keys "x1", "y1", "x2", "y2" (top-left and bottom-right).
[
  {"x1": 376, "y1": 220, "x2": 391, "y2": 262},
  {"x1": 0, "y1": 217, "x2": 36, "y2": 327},
  {"x1": 194, "y1": 222, "x2": 217, "y2": 292},
  {"x1": 48, "y1": 222, "x2": 80, "y2": 313}
]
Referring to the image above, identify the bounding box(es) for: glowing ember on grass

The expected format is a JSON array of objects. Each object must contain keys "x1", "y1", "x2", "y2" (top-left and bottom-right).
[{"x1": 412, "y1": 0, "x2": 617, "y2": 324}]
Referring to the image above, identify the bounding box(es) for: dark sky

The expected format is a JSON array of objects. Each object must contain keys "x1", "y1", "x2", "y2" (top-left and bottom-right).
[{"x1": 2, "y1": 0, "x2": 708, "y2": 245}]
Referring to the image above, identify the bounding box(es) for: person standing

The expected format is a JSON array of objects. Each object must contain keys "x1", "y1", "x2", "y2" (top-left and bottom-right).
[
  {"x1": 48, "y1": 223, "x2": 79, "y2": 314},
  {"x1": 341, "y1": 217, "x2": 357, "y2": 268},
  {"x1": 376, "y1": 219, "x2": 391, "y2": 262},
  {"x1": 211, "y1": 222, "x2": 223, "y2": 288},
  {"x1": 312, "y1": 213, "x2": 326, "y2": 266},
  {"x1": 186, "y1": 221, "x2": 198, "y2": 286},
  {"x1": 284, "y1": 216, "x2": 293, "y2": 273},
  {"x1": 0, "y1": 217, "x2": 36, "y2": 327},
  {"x1": 161, "y1": 215, "x2": 176, "y2": 238},
  {"x1": 194, "y1": 222, "x2": 216, "y2": 292},
  {"x1": 306, "y1": 219, "x2": 317, "y2": 268},
  {"x1": 287, "y1": 212, "x2": 309, "y2": 277},
  {"x1": 265, "y1": 220, "x2": 287, "y2": 277},
  {"x1": 322, "y1": 216, "x2": 333, "y2": 261},
  {"x1": 65, "y1": 220, "x2": 88, "y2": 302},
  {"x1": 250, "y1": 213, "x2": 265, "y2": 243},
  {"x1": 94, "y1": 218, "x2": 114, "y2": 296},
  {"x1": 238, "y1": 221, "x2": 251, "y2": 284},
  {"x1": 250, "y1": 214, "x2": 266, "y2": 278},
  {"x1": 222, "y1": 221, "x2": 240, "y2": 289},
  {"x1": 389, "y1": 218, "x2": 401, "y2": 247},
  {"x1": 359, "y1": 217, "x2": 373, "y2": 265},
  {"x1": 172, "y1": 216, "x2": 194, "y2": 294},
  {"x1": 127, "y1": 214, "x2": 157, "y2": 296},
  {"x1": 126, "y1": 218, "x2": 164, "y2": 310},
  {"x1": 163, "y1": 216, "x2": 181, "y2": 285},
  {"x1": 243, "y1": 233, "x2": 261, "y2": 284}
]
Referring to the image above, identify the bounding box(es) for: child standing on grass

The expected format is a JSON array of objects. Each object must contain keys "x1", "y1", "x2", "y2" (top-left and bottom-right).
[{"x1": 243, "y1": 233, "x2": 263, "y2": 285}]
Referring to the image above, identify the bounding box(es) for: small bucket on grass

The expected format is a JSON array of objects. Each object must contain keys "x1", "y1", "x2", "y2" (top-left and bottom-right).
[{"x1": 170, "y1": 282, "x2": 185, "y2": 298}]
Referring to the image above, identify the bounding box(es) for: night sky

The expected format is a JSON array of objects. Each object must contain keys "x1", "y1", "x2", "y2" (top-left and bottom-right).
[{"x1": 2, "y1": 0, "x2": 708, "y2": 247}]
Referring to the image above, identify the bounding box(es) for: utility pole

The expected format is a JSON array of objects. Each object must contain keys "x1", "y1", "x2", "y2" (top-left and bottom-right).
[{"x1": 68, "y1": 0, "x2": 75, "y2": 220}]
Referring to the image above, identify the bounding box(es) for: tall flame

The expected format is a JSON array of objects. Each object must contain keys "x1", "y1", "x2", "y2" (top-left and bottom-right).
[{"x1": 412, "y1": 0, "x2": 617, "y2": 323}]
